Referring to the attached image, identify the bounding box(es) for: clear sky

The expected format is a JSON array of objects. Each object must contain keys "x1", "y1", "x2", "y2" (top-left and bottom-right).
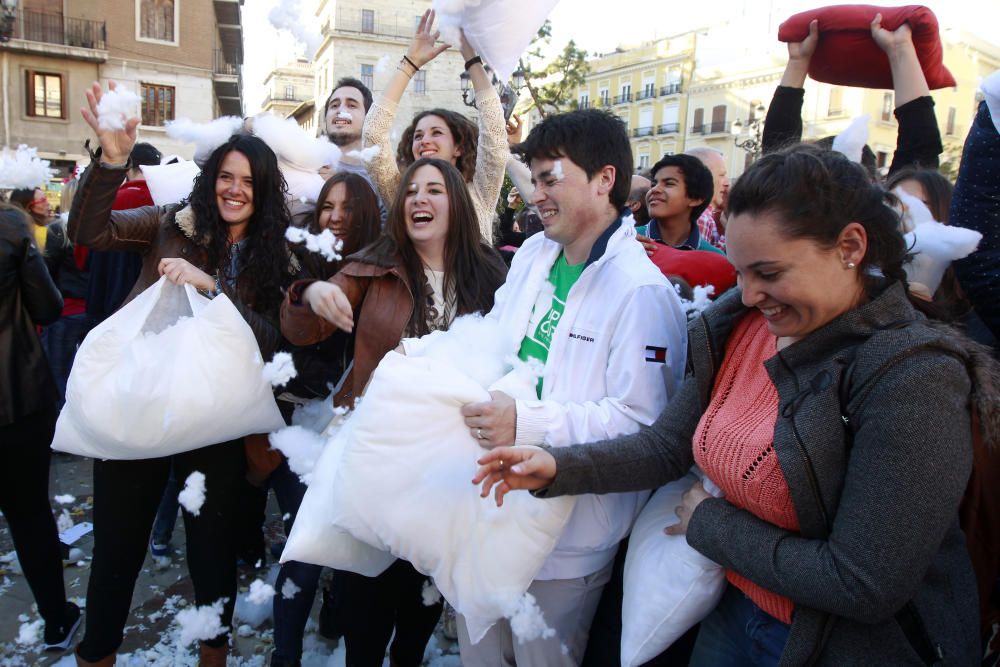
[{"x1": 242, "y1": 0, "x2": 999, "y2": 114}]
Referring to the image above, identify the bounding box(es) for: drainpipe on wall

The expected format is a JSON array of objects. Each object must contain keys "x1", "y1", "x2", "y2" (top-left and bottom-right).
[{"x1": 2, "y1": 51, "x2": 9, "y2": 147}]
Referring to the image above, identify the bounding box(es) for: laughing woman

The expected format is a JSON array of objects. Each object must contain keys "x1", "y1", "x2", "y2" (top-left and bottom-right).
[
  {"x1": 475, "y1": 145, "x2": 996, "y2": 666},
  {"x1": 362, "y1": 9, "x2": 507, "y2": 242},
  {"x1": 70, "y1": 82, "x2": 296, "y2": 667},
  {"x1": 281, "y1": 157, "x2": 506, "y2": 666}
]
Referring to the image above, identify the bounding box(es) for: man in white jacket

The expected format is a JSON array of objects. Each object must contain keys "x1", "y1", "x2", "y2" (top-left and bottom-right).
[{"x1": 458, "y1": 109, "x2": 688, "y2": 665}]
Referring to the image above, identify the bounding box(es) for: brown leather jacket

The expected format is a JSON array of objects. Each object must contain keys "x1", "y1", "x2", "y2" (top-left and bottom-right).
[
  {"x1": 69, "y1": 160, "x2": 291, "y2": 358},
  {"x1": 282, "y1": 259, "x2": 415, "y2": 408}
]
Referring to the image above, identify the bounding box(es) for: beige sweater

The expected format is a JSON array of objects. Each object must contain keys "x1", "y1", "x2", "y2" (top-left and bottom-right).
[{"x1": 361, "y1": 88, "x2": 509, "y2": 243}]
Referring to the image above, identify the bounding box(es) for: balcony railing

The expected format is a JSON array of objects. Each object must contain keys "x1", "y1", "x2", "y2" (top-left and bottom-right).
[
  {"x1": 690, "y1": 121, "x2": 730, "y2": 135},
  {"x1": 635, "y1": 89, "x2": 657, "y2": 101},
  {"x1": 657, "y1": 122, "x2": 680, "y2": 134},
  {"x1": 660, "y1": 83, "x2": 682, "y2": 96},
  {"x1": 2, "y1": 9, "x2": 106, "y2": 50},
  {"x1": 578, "y1": 100, "x2": 591, "y2": 109},
  {"x1": 598, "y1": 97, "x2": 611, "y2": 107},
  {"x1": 326, "y1": 9, "x2": 418, "y2": 40},
  {"x1": 214, "y1": 50, "x2": 239, "y2": 76},
  {"x1": 613, "y1": 93, "x2": 632, "y2": 105},
  {"x1": 632, "y1": 126, "x2": 654, "y2": 138}
]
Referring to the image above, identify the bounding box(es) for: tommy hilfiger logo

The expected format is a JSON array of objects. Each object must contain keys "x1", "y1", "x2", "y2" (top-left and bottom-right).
[
  {"x1": 645, "y1": 345, "x2": 667, "y2": 363},
  {"x1": 569, "y1": 332, "x2": 595, "y2": 343}
]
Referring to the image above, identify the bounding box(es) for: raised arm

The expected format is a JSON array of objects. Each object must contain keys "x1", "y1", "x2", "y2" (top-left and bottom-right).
[
  {"x1": 871, "y1": 14, "x2": 942, "y2": 173},
  {"x1": 70, "y1": 81, "x2": 163, "y2": 251},
  {"x1": 362, "y1": 9, "x2": 450, "y2": 207},
  {"x1": 762, "y1": 19, "x2": 816, "y2": 155}
]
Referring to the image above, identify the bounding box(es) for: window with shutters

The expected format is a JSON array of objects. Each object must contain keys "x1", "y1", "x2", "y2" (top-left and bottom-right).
[
  {"x1": 141, "y1": 83, "x2": 175, "y2": 126},
  {"x1": 137, "y1": 0, "x2": 177, "y2": 44},
  {"x1": 25, "y1": 70, "x2": 65, "y2": 119}
]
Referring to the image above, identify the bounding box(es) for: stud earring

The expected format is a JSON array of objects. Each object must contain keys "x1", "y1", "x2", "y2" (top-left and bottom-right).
[{"x1": 846, "y1": 261, "x2": 856, "y2": 269}]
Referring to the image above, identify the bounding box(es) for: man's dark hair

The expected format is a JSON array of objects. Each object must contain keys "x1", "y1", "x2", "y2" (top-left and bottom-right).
[
  {"x1": 325, "y1": 77, "x2": 373, "y2": 113},
  {"x1": 129, "y1": 142, "x2": 162, "y2": 168},
  {"x1": 650, "y1": 154, "x2": 713, "y2": 224},
  {"x1": 513, "y1": 109, "x2": 632, "y2": 211}
]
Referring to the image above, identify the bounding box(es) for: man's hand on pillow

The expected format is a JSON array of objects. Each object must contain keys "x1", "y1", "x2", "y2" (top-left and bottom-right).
[{"x1": 461, "y1": 390, "x2": 516, "y2": 447}]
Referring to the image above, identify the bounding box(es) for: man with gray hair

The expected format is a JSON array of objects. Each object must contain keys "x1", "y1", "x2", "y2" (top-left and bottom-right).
[{"x1": 684, "y1": 147, "x2": 729, "y2": 251}]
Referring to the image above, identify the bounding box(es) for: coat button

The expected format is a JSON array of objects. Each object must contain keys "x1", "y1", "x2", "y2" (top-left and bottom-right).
[{"x1": 181, "y1": 246, "x2": 188, "y2": 255}]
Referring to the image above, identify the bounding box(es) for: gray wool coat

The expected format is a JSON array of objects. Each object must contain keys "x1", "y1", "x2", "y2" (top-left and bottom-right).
[{"x1": 541, "y1": 282, "x2": 995, "y2": 666}]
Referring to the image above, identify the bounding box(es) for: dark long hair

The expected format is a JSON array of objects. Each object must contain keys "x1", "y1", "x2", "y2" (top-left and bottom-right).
[
  {"x1": 186, "y1": 134, "x2": 293, "y2": 312},
  {"x1": 728, "y1": 144, "x2": 919, "y2": 305},
  {"x1": 313, "y1": 172, "x2": 381, "y2": 256},
  {"x1": 356, "y1": 158, "x2": 505, "y2": 336},
  {"x1": 396, "y1": 109, "x2": 478, "y2": 182}
]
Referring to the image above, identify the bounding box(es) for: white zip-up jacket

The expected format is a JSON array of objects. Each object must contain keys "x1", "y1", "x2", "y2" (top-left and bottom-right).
[{"x1": 489, "y1": 216, "x2": 687, "y2": 579}]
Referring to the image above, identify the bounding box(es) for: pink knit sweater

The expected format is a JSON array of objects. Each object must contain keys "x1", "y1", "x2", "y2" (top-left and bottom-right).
[{"x1": 693, "y1": 311, "x2": 800, "y2": 624}]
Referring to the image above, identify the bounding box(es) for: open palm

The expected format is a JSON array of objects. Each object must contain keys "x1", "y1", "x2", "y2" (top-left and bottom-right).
[{"x1": 80, "y1": 80, "x2": 140, "y2": 164}]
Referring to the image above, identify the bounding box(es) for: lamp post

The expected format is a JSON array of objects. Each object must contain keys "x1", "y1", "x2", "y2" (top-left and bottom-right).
[
  {"x1": 731, "y1": 102, "x2": 767, "y2": 157},
  {"x1": 460, "y1": 64, "x2": 524, "y2": 120}
]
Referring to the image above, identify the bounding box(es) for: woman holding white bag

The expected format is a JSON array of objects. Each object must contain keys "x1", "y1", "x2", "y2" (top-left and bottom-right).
[
  {"x1": 281, "y1": 157, "x2": 506, "y2": 667},
  {"x1": 69, "y1": 81, "x2": 297, "y2": 667},
  {"x1": 475, "y1": 145, "x2": 994, "y2": 666}
]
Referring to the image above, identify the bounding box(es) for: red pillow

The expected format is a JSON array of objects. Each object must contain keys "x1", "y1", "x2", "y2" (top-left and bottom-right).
[
  {"x1": 648, "y1": 244, "x2": 737, "y2": 297},
  {"x1": 778, "y1": 5, "x2": 956, "y2": 90}
]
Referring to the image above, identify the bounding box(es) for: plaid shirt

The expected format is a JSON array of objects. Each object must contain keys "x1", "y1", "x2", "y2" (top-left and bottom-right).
[{"x1": 696, "y1": 206, "x2": 726, "y2": 252}]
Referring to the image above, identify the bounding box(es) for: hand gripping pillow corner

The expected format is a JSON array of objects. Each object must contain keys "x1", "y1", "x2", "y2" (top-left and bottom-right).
[
  {"x1": 778, "y1": 5, "x2": 955, "y2": 90},
  {"x1": 52, "y1": 277, "x2": 285, "y2": 459}
]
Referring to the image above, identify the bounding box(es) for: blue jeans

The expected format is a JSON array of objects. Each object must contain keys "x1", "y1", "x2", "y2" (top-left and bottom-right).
[
  {"x1": 270, "y1": 459, "x2": 323, "y2": 661},
  {"x1": 41, "y1": 313, "x2": 93, "y2": 409},
  {"x1": 689, "y1": 585, "x2": 792, "y2": 667}
]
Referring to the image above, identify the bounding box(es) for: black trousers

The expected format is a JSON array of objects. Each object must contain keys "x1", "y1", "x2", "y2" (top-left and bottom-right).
[
  {"x1": 0, "y1": 406, "x2": 69, "y2": 626},
  {"x1": 77, "y1": 439, "x2": 245, "y2": 661},
  {"x1": 339, "y1": 559, "x2": 444, "y2": 667}
]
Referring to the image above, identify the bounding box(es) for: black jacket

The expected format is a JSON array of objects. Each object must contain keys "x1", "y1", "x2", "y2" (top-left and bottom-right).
[{"x1": 0, "y1": 208, "x2": 63, "y2": 425}]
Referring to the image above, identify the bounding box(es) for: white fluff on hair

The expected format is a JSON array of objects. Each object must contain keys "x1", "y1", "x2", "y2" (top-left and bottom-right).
[
  {"x1": 269, "y1": 0, "x2": 323, "y2": 59},
  {"x1": 345, "y1": 146, "x2": 381, "y2": 163},
  {"x1": 285, "y1": 226, "x2": 343, "y2": 262},
  {"x1": 95, "y1": 86, "x2": 140, "y2": 131},
  {"x1": 166, "y1": 116, "x2": 244, "y2": 164},
  {"x1": 0, "y1": 145, "x2": 53, "y2": 189},
  {"x1": 831, "y1": 115, "x2": 870, "y2": 165}
]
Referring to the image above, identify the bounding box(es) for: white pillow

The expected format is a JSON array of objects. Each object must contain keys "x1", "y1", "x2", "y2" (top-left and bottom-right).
[
  {"x1": 325, "y1": 351, "x2": 574, "y2": 643},
  {"x1": 621, "y1": 472, "x2": 725, "y2": 667},
  {"x1": 52, "y1": 277, "x2": 285, "y2": 459},
  {"x1": 139, "y1": 159, "x2": 200, "y2": 207}
]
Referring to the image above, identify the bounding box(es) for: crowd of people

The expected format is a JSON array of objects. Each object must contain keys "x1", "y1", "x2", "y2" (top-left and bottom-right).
[{"x1": 2, "y1": 7, "x2": 1000, "y2": 667}]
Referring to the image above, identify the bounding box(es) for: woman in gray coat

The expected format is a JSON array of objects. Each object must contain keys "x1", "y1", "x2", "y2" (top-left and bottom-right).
[{"x1": 474, "y1": 145, "x2": 996, "y2": 666}]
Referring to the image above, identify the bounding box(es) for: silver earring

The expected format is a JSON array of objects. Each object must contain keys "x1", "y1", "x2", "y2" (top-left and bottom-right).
[{"x1": 846, "y1": 261, "x2": 856, "y2": 269}]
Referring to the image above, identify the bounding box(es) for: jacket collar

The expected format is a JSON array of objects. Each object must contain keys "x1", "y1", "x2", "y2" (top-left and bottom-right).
[{"x1": 175, "y1": 205, "x2": 198, "y2": 241}]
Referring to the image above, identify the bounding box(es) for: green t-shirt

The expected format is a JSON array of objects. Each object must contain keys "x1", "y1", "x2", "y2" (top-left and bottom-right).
[{"x1": 517, "y1": 252, "x2": 586, "y2": 397}]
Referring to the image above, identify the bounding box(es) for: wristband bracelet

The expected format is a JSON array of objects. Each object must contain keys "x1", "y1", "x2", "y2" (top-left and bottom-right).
[
  {"x1": 402, "y1": 55, "x2": 420, "y2": 72},
  {"x1": 464, "y1": 55, "x2": 483, "y2": 71},
  {"x1": 396, "y1": 63, "x2": 414, "y2": 78}
]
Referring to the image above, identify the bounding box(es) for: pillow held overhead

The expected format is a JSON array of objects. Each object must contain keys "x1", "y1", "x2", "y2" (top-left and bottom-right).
[{"x1": 778, "y1": 5, "x2": 956, "y2": 90}]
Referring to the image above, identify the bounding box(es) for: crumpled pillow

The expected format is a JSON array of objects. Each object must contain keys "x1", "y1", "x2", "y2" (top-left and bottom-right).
[{"x1": 778, "y1": 5, "x2": 956, "y2": 90}]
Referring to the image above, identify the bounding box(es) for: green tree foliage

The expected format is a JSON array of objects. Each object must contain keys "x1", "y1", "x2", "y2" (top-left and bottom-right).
[{"x1": 518, "y1": 20, "x2": 589, "y2": 119}]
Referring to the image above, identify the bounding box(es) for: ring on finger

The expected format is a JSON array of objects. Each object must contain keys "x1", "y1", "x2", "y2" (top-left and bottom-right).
[
  {"x1": 499, "y1": 459, "x2": 504, "y2": 470},
  {"x1": 476, "y1": 427, "x2": 484, "y2": 440}
]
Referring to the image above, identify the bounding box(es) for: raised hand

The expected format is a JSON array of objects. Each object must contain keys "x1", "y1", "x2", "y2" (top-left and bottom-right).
[
  {"x1": 870, "y1": 13, "x2": 914, "y2": 54},
  {"x1": 788, "y1": 18, "x2": 819, "y2": 62},
  {"x1": 80, "y1": 80, "x2": 139, "y2": 164},
  {"x1": 303, "y1": 281, "x2": 354, "y2": 333},
  {"x1": 472, "y1": 445, "x2": 558, "y2": 507},
  {"x1": 406, "y1": 9, "x2": 450, "y2": 69}
]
